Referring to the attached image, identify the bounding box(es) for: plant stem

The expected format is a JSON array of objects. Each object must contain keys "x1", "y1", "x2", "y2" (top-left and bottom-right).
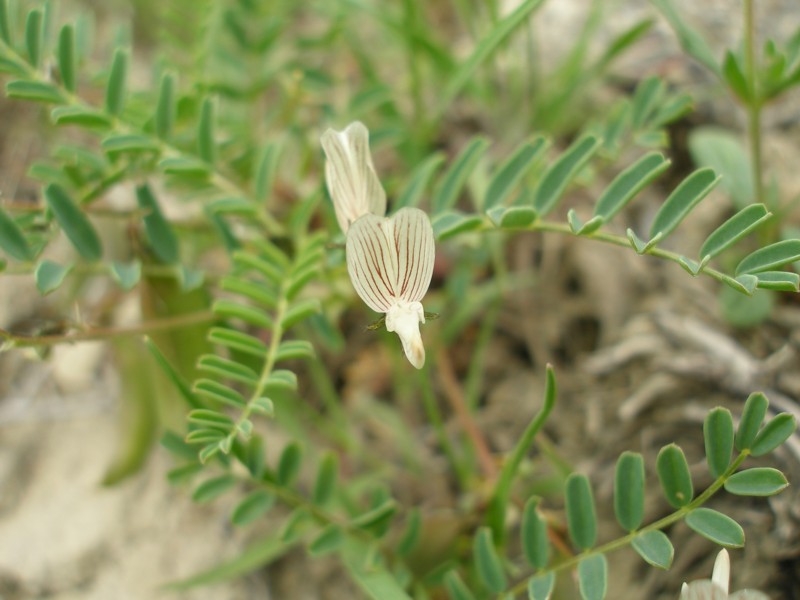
[{"x1": 743, "y1": 0, "x2": 765, "y2": 207}]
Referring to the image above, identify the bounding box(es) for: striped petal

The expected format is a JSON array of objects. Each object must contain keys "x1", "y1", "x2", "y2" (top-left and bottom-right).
[
  {"x1": 321, "y1": 122, "x2": 387, "y2": 233},
  {"x1": 392, "y1": 207, "x2": 435, "y2": 303},
  {"x1": 346, "y1": 213, "x2": 398, "y2": 313}
]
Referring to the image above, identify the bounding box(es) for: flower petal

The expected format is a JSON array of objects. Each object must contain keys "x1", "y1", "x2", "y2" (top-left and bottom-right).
[
  {"x1": 346, "y1": 214, "x2": 398, "y2": 313},
  {"x1": 711, "y1": 550, "x2": 730, "y2": 594},
  {"x1": 386, "y1": 301, "x2": 426, "y2": 369},
  {"x1": 321, "y1": 122, "x2": 387, "y2": 233},
  {"x1": 392, "y1": 207, "x2": 435, "y2": 304},
  {"x1": 680, "y1": 581, "x2": 728, "y2": 600}
]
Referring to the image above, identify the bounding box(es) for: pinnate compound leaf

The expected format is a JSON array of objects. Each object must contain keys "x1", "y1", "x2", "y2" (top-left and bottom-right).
[
  {"x1": 724, "y1": 468, "x2": 789, "y2": 496},
  {"x1": 735, "y1": 239, "x2": 800, "y2": 275},
  {"x1": 593, "y1": 152, "x2": 670, "y2": 222},
  {"x1": 433, "y1": 137, "x2": 490, "y2": 213},
  {"x1": 528, "y1": 572, "x2": 555, "y2": 600},
  {"x1": 577, "y1": 555, "x2": 607, "y2": 600},
  {"x1": 105, "y1": 48, "x2": 128, "y2": 115},
  {"x1": 649, "y1": 168, "x2": 720, "y2": 240},
  {"x1": 445, "y1": 570, "x2": 476, "y2": 600},
  {"x1": 566, "y1": 474, "x2": 597, "y2": 550},
  {"x1": 699, "y1": 204, "x2": 771, "y2": 260},
  {"x1": 484, "y1": 137, "x2": 547, "y2": 209},
  {"x1": 521, "y1": 497, "x2": 549, "y2": 568},
  {"x1": 704, "y1": 407, "x2": 734, "y2": 478},
  {"x1": 614, "y1": 451, "x2": 644, "y2": 531},
  {"x1": 656, "y1": 444, "x2": 693, "y2": 508},
  {"x1": 6, "y1": 80, "x2": 65, "y2": 103},
  {"x1": 533, "y1": 135, "x2": 600, "y2": 217},
  {"x1": 631, "y1": 530, "x2": 673, "y2": 569},
  {"x1": 685, "y1": 508, "x2": 744, "y2": 547},
  {"x1": 45, "y1": 184, "x2": 102, "y2": 261},
  {"x1": 474, "y1": 527, "x2": 507, "y2": 593},
  {"x1": 35, "y1": 259, "x2": 71, "y2": 294},
  {"x1": 735, "y1": 392, "x2": 769, "y2": 451},
  {"x1": 192, "y1": 474, "x2": 236, "y2": 503},
  {"x1": 231, "y1": 490, "x2": 274, "y2": 526},
  {"x1": 0, "y1": 205, "x2": 33, "y2": 261},
  {"x1": 751, "y1": 413, "x2": 797, "y2": 457}
]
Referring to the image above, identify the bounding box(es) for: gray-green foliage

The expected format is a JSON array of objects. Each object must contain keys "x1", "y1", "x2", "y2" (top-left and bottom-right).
[{"x1": 0, "y1": 1, "x2": 797, "y2": 598}]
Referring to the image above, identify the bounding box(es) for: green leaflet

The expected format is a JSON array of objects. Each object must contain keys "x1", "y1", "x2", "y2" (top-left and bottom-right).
[
  {"x1": 577, "y1": 554, "x2": 607, "y2": 600},
  {"x1": 631, "y1": 530, "x2": 673, "y2": 569},
  {"x1": 155, "y1": 72, "x2": 175, "y2": 140},
  {"x1": 735, "y1": 392, "x2": 769, "y2": 451},
  {"x1": 703, "y1": 408, "x2": 734, "y2": 479},
  {"x1": 685, "y1": 508, "x2": 744, "y2": 548},
  {"x1": 648, "y1": 168, "x2": 720, "y2": 241},
  {"x1": 656, "y1": 444, "x2": 693, "y2": 508},
  {"x1": 0, "y1": 205, "x2": 33, "y2": 261},
  {"x1": 105, "y1": 48, "x2": 128, "y2": 115},
  {"x1": 57, "y1": 24, "x2": 76, "y2": 92},
  {"x1": 533, "y1": 135, "x2": 600, "y2": 217},
  {"x1": 593, "y1": 152, "x2": 670, "y2": 222},
  {"x1": 432, "y1": 137, "x2": 489, "y2": 213},
  {"x1": 614, "y1": 451, "x2": 644, "y2": 531},
  {"x1": 724, "y1": 468, "x2": 789, "y2": 497},
  {"x1": 474, "y1": 527, "x2": 506, "y2": 593},
  {"x1": 521, "y1": 497, "x2": 549, "y2": 569},
  {"x1": 699, "y1": 203, "x2": 771, "y2": 260},
  {"x1": 35, "y1": 259, "x2": 71, "y2": 294},
  {"x1": 483, "y1": 137, "x2": 547, "y2": 210},
  {"x1": 395, "y1": 152, "x2": 445, "y2": 209},
  {"x1": 735, "y1": 239, "x2": 800, "y2": 275},
  {"x1": 44, "y1": 183, "x2": 103, "y2": 261},
  {"x1": 136, "y1": 183, "x2": 180, "y2": 264},
  {"x1": 230, "y1": 490, "x2": 274, "y2": 526},
  {"x1": 565, "y1": 473, "x2": 597, "y2": 550}
]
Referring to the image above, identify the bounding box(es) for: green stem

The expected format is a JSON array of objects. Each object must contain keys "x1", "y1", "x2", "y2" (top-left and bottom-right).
[
  {"x1": 507, "y1": 450, "x2": 751, "y2": 596},
  {"x1": 743, "y1": 0, "x2": 765, "y2": 208}
]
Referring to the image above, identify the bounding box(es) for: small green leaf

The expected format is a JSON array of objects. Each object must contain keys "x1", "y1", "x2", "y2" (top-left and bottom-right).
[
  {"x1": 275, "y1": 340, "x2": 315, "y2": 362},
  {"x1": 0, "y1": 205, "x2": 33, "y2": 261},
  {"x1": 192, "y1": 474, "x2": 236, "y2": 503},
  {"x1": 6, "y1": 80, "x2": 65, "y2": 103},
  {"x1": 521, "y1": 497, "x2": 549, "y2": 568},
  {"x1": 484, "y1": 137, "x2": 547, "y2": 209},
  {"x1": 722, "y1": 50, "x2": 751, "y2": 101},
  {"x1": 312, "y1": 452, "x2": 338, "y2": 506},
  {"x1": 233, "y1": 250, "x2": 284, "y2": 284},
  {"x1": 198, "y1": 96, "x2": 215, "y2": 164},
  {"x1": 565, "y1": 473, "x2": 597, "y2": 550},
  {"x1": 254, "y1": 141, "x2": 282, "y2": 204},
  {"x1": 197, "y1": 354, "x2": 258, "y2": 387},
  {"x1": 35, "y1": 259, "x2": 71, "y2": 294},
  {"x1": 649, "y1": 168, "x2": 720, "y2": 240},
  {"x1": 231, "y1": 490, "x2": 274, "y2": 526},
  {"x1": 308, "y1": 524, "x2": 343, "y2": 556},
  {"x1": 51, "y1": 106, "x2": 111, "y2": 127},
  {"x1": 187, "y1": 408, "x2": 234, "y2": 430},
  {"x1": 751, "y1": 413, "x2": 797, "y2": 457},
  {"x1": 198, "y1": 442, "x2": 221, "y2": 464},
  {"x1": 528, "y1": 572, "x2": 555, "y2": 600},
  {"x1": 432, "y1": 210, "x2": 484, "y2": 240},
  {"x1": 0, "y1": 0, "x2": 10, "y2": 44},
  {"x1": 593, "y1": 152, "x2": 670, "y2": 221},
  {"x1": 185, "y1": 428, "x2": 226, "y2": 444},
  {"x1": 396, "y1": 508, "x2": 421, "y2": 557},
  {"x1": 614, "y1": 451, "x2": 644, "y2": 531},
  {"x1": 656, "y1": 444, "x2": 693, "y2": 508},
  {"x1": 192, "y1": 379, "x2": 246, "y2": 408},
  {"x1": 105, "y1": 48, "x2": 128, "y2": 115},
  {"x1": 487, "y1": 206, "x2": 538, "y2": 228},
  {"x1": 208, "y1": 327, "x2": 267, "y2": 357},
  {"x1": 25, "y1": 9, "x2": 42, "y2": 67},
  {"x1": 650, "y1": 0, "x2": 721, "y2": 76},
  {"x1": 631, "y1": 530, "x2": 673, "y2": 569},
  {"x1": 756, "y1": 271, "x2": 800, "y2": 292},
  {"x1": 101, "y1": 134, "x2": 160, "y2": 154},
  {"x1": 155, "y1": 72, "x2": 175, "y2": 139},
  {"x1": 281, "y1": 298, "x2": 321, "y2": 330},
  {"x1": 350, "y1": 499, "x2": 397, "y2": 532},
  {"x1": 474, "y1": 527, "x2": 507, "y2": 593},
  {"x1": 685, "y1": 508, "x2": 745, "y2": 548},
  {"x1": 395, "y1": 152, "x2": 445, "y2": 209},
  {"x1": 704, "y1": 407, "x2": 734, "y2": 478},
  {"x1": 57, "y1": 24, "x2": 76, "y2": 92},
  {"x1": 136, "y1": 183, "x2": 179, "y2": 264},
  {"x1": 735, "y1": 392, "x2": 769, "y2": 451},
  {"x1": 159, "y1": 156, "x2": 210, "y2": 177},
  {"x1": 533, "y1": 135, "x2": 600, "y2": 217},
  {"x1": 724, "y1": 467, "x2": 789, "y2": 496},
  {"x1": 212, "y1": 299, "x2": 273, "y2": 329},
  {"x1": 249, "y1": 397, "x2": 274, "y2": 416},
  {"x1": 220, "y1": 276, "x2": 277, "y2": 310},
  {"x1": 263, "y1": 370, "x2": 298, "y2": 393},
  {"x1": 277, "y1": 442, "x2": 302, "y2": 486},
  {"x1": 433, "y1": 137, "x2": 489, "y2": 213},
  {"x1": 630, "y1": 77, "x2": 663, "y2": 130},
  {"x1": 444, "y1": 570, "x2": 476, "y2": 600},
  {"x1": 735, "y1": 239, "x2": 800, "y2": 275},
  {"x1": 167, "y1": 463, "x2": 203, "y2": 486},
  {"x1": 45, "y1": 184, "x2": 103, "y2": 261},
  {"x1": 577, "y1": 554, "x2": 607, "y2": 600},
  {"x1": 699, "y1": 204, "x2": 771, "y2": 260},
  {"x1": 734, "y1": 274, "x2": 758, "y2": 294}
]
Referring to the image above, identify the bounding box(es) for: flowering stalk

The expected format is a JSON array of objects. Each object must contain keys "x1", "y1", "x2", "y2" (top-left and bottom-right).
[{"x1": 321, "y1": 122, "x2": 435, "y2": 368}]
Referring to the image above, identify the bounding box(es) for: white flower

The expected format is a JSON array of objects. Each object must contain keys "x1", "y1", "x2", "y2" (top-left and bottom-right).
[
  {"x1": 680, "y1": 549, "x2": 770, "y2": 600},
  {"x1": 345, "y1": 208, "x2": 435, "y2": 369},
  {"x1": 320, "y1": 121, "x2": 387, "y2": 233}
]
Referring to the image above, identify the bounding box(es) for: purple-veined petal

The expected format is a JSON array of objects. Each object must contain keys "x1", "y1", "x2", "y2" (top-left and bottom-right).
[
  {"x1": 321, "y1": 122, "x2": 387, "y2": 233},
  {"x1": 346, "y1": 214, "x2": 398, "y2": 313},
  {"x1": 392, "y1": 207, "x2": 435, "y2": 303}
]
